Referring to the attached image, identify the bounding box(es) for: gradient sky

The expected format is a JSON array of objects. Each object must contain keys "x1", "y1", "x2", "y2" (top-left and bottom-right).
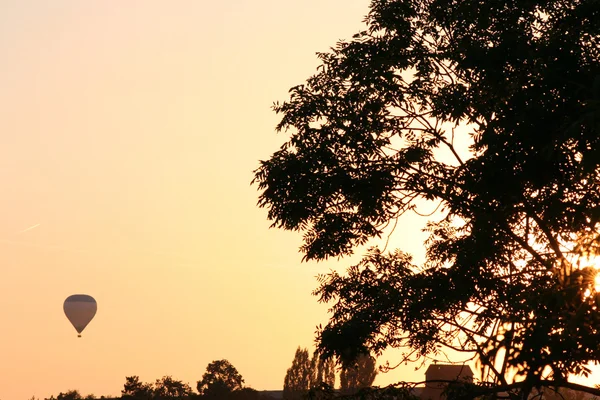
[{"x1": 0, "y1": 2, "x2": 598, "y2": 399}]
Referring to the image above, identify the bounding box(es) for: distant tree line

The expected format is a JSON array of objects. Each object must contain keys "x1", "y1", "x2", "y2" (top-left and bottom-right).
[
  {"x1": 37, "y1": 352, "x2": 590, "y2": 400},
  {"x1": 36, "y1": 359, "x2": 272, "y2": 400},
  {"x1": 35, "y1": 349, "x2": 382, "y2": 400}
]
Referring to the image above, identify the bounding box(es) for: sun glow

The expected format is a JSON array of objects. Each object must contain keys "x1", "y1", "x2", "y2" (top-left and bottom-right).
[
  {"x1": 578, "y1": 254, "x2": 600, "y2": 291},
  {"x1": 579, "y1": 255, "x2": 600, "y2": 292}
]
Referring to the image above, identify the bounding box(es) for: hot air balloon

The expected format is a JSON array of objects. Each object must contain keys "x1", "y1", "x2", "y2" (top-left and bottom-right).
[{"x1": 63, "y1": 294, "x2": 97, "y2": 337}]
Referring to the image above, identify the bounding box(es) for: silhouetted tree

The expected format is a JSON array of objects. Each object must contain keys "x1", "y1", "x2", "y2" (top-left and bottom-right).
[
  {"x1": 283, "y1": 347, "x2": 337, "y2": 400},
  {"x1": 339, "y1": 353, "x2": 377, "y2": 394},
  {"x1": 283, "y1": 348, "x2": 313, "y2": 400},
  {"x1": 122, "y1": 376, "x2": 155, "y2": 400},
  {"x1": 154, "y1": 376, "x2": 194, "y2": 399},
  {"x1": 312, "y1": 355, "x2": 336, "y2": 389},
  {"x1": 197, "y1": 360, "x2": 244, "y2": 399},
  {"x1": 55, "y1": 391, "x2": 82, "y2": 400},
  {"x1": 43, "y1": 390, "x2": 96, "y2": 400},
  {"x1": 253, "y1": 0, "x2": 600, "y2": 398}
]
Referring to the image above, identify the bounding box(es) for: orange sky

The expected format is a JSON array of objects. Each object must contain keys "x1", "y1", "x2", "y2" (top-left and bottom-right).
[{"x1": 0, "y1": 2, "x2": 598, "y2": 399}]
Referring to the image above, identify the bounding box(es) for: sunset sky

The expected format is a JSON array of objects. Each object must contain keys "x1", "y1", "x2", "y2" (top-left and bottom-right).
[{"x1": 0, "y1": 2, "x2": 597, "y2": 399}]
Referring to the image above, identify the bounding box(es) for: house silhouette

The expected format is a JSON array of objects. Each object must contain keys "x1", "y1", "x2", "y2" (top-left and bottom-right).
[{"x1": 420, "y1": 364, "x2": 473, "y2": 400}]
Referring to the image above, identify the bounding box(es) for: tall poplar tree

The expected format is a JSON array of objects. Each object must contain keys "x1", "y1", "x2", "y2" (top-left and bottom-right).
[
  {"x1": 283, "y1": 348, "x2": 313, "y2": 400},
  {"x1": 339, "y1": 353, "x2": 378, "y2": 394}
]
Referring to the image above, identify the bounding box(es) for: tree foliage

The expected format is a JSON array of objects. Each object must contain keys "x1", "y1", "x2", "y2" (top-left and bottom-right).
[
  {"x1": 283, "y1": 346, "x2": 338, "y2": 400},
  {"x1": 536, "y1": 387, "x2": 591, "y2": 400},
  {"x1": 44, "y1": 390, "x2": 95, "y2": 400},
  {"x1": 308, "y1": 383, "x2": 418, "y2": 400},
  {"x1": 339, "y1": 353, "x2": 377, "y2": 394},
  {"x1": 121, "y1": 375, "x2": 193, "y2": 400},
  {"x1": 122, "y1": 376, "x2": 155, "y2": 400},
  {"x1": 254, "y1": 0, "x2": 600, "y2": 398},
  {"x1": 283, "y1": 347, "x2": 314, "y2": 400},
  {"x1": 313, "y1": 354, "x2": 336, "y2": 389},
  {"x1": 197, "y1": 359, "x2": 245, "y2": 398},
  {"x1": 154, "y1": 376, "x2": 194, "y2": 399},
  {"x1": 55, "y1": 391, "x2": 82, "y2": 400}
]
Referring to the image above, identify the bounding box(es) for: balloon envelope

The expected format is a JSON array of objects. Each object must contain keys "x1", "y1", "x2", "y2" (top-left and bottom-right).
[{"x1": 63, "y1": 294, "x2": 97, "y2": 337}]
